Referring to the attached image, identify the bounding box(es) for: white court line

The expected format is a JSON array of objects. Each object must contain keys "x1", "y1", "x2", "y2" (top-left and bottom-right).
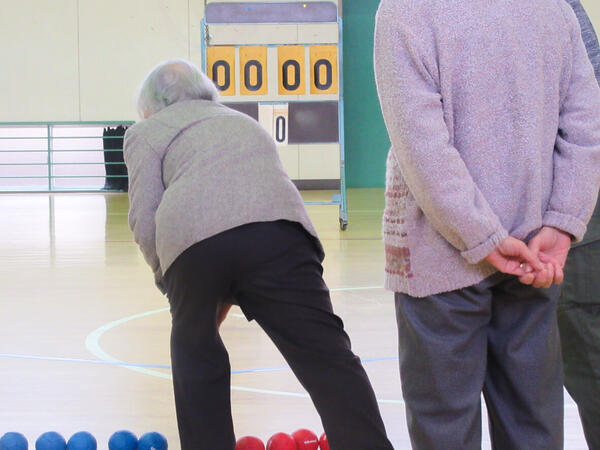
[
  {"x1": 84, "y1": 286, "x2": 404, "y2": 404},
  {"x1": 85, "y1": 307, "x2": 172, "y2": 379},
  {"x1": 330, "y1": 286, "x2": 383, "y2": 292}
]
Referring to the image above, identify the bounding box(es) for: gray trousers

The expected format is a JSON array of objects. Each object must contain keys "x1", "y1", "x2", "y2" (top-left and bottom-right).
[
  {"x1": 395, "y1": 273, "x2": 563, "y2": 450},
  {"x1": 558, "y1": 239, "x2": 600, "y2": 450}
]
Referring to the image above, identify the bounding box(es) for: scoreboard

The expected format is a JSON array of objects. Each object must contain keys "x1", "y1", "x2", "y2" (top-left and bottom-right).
[
  {"x1": 202, "y1": 1, "x2": 348, "y2": 229},
  {"x1": 206, "y1": 44, "x2": 338, "y2": 97}
]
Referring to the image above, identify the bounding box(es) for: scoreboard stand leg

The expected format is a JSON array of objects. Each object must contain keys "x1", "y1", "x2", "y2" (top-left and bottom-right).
[{"x1": 332, "y1": 192, "x2": 348, "y2": 230}]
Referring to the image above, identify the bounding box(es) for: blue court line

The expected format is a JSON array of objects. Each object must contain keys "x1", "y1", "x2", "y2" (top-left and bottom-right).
[
  {"x1": 0, "y1": 352, "x2": 398, "y2": 374},
  {"x1": 0, "y1": 353, "x2": 171, "y2": 369},
  {"x1": 2, "y1": 351, "x2": 579, "y2": 408}
]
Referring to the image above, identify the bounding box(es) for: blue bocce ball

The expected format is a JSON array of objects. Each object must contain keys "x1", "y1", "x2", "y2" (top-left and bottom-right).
[
  {"x1": 0, "y1": 432, "x2": 28, "y2": 450},
  {"x1": 137, "y1": 432, "x2": 167, "y2": 450},
  {"x1": 108, "y1": 431, "x2": 137, "y2": 450},
  {"x1": 35, "y1": 432, "x2": 66, "y2": 450},
  {"x1": 66, "y1": 432, "x2": 96, "y2": 450}
]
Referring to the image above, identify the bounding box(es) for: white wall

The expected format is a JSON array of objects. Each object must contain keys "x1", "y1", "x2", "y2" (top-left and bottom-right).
[
  {"x1": 582, "y1": 0, "x2": 600, "y2": 31},
  {"x1": 0, "y1": 0, "x2": 206, "y2": 122},
  {"x1": 0, "y1": 1, "x2": 80, "y2": 122},
  {"x1": 78, "y1": 0, "x2": 194, "y2": 120}
]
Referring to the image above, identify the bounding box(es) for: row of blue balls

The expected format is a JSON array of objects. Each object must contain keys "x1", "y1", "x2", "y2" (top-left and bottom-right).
[{"x1": 0, "y1": 430, "x2": 167, "y2": 450}]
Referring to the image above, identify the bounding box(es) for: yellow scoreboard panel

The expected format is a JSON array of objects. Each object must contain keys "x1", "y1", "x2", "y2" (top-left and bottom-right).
[
  {"x1": 309, "y1": 45, "x2": 338, "y2": 95},
  {"x1": 205, "y1": 44, "x2": 339, "y2": 98},
  {"x1": 278, "y1": 46, "x2": 306, "y2": 95},
  {"x1": 206, "y1": 46, "x2": 236, "y2": 97},
  {"x1": 239, "y1": 46, "x2": 268, "y2": 96}
]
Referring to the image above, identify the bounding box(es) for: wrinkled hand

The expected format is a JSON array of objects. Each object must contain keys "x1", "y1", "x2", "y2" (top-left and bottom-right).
[
  {"x1": 485, "y1": 236, "x2": 544, "y2": 277},
  {"x1": 519, "y1": 227, "x2": 571, "y2": 288},
  {"x1": 217, "y1": 302, "x2": 233, "y2": 327}
]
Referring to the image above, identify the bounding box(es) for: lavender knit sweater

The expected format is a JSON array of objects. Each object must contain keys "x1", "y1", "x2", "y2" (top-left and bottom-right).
[{"x1": 374, "y1": 0, "x2": 600, "y2": 297}]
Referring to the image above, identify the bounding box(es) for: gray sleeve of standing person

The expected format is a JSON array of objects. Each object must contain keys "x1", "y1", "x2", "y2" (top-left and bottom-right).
[
  {"x1": 565, "y1": 0, "x2": 600, "y2": 83},
  {"x1": 123, "y1": 126, "x2": 166, "y2": 291},
  {"x1": 545, "y1": 3, "x2": 600, "y2": 241},
  {"x1": 565, "y1": 0, "x2": 600, "y2": 246}
]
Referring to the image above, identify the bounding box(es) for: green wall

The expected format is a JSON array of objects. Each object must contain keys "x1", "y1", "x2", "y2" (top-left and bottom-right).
[{"x1": 342, "y1": 0, "x2": 389, "y2": 188}]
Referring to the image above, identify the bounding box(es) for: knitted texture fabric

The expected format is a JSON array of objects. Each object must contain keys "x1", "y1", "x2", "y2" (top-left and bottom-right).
[
  {"x1": 374, "y1": 0, "x2": 600, "y2": 297},
  {"x1": 124, "y1": 100, "x2": 322, "y2": 290}
]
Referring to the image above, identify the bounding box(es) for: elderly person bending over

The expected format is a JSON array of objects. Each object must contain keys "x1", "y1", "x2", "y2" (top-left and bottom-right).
[{"x1": 124, "y1": 59, "x2": 393, "y2": 450}]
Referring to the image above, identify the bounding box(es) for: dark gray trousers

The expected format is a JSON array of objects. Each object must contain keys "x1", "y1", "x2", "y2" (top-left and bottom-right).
[
  {"x1": 163, "y1": 220, "x2": 393, "y2": 450},
  {"x1": 559, "y1": 239, "x2": 600, "y2": 450},
  {"x1": 395, "y1": 273, "x2": 563, "y2": 450}
]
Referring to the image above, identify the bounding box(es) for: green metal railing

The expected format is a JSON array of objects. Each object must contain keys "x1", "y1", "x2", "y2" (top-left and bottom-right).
[{"x1": 0, "y1": 122, "x2": 133, "y2": 193}]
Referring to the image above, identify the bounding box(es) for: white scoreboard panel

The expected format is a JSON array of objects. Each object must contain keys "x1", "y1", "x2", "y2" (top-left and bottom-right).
[{"x1": 202, "y1": 1, "x2": 348, "y2": 229}]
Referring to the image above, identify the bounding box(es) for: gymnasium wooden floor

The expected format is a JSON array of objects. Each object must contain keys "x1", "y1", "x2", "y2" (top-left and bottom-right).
[{"x1": 0, "y1": 189, "x2": 589, "y2": 449}]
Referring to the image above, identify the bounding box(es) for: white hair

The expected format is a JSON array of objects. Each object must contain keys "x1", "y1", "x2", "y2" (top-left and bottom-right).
[{"x1": 136, "y1": 58, "x2": 219, "y2": 119}]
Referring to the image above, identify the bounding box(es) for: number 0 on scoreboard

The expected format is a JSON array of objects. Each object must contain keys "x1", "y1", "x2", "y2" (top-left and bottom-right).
[
  {"x1": 310, "y1": 45, "x2": 338, "y2": 95},
  {"x1": 207, "y1": 46, "x2": 235, "y2": 96},
  {"x1": 240, "y1": 46, "x2": 268, "y2": 96},
  {"x1": 278, "y1": 46, "x2": 306, "y2": 95}
]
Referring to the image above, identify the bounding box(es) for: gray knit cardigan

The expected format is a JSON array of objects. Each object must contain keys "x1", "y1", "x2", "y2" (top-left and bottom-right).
[{"x1": 124, "y1": 100, "x2": 322, "y2": 290}]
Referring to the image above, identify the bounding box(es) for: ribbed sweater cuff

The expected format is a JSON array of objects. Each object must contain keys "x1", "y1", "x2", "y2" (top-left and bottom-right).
[
  {"x1": 543, "y1": 211, "x2": 587, "y2": 243},
  {"x1": 460, "y1": 227, "x2": 509, "y2": 265}
]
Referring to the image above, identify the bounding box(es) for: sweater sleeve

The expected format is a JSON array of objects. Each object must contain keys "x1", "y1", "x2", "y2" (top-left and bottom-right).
[
  {"x1": 373, "y1": 3, "x2": 507, "y2": 264},
  {"x1": 566, "y1": 0, "x2": 600, "y2": 82},
  {"x1": 123, "y1": 127, "x2": 165, "y2": 289},
  {"x1": 544, "y1": 6, "x2": 600, "y2": 242}
]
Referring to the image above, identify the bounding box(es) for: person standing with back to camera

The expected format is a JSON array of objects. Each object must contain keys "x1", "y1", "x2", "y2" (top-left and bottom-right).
[
  {"x1": 558, "y1": 1, "x2": 600, "y2": 448},
  {"x1": 123, "y1": 58, "x2": 394, "y2": 450},
  {"x1": 374, "y1": 0, "x2": 600, "y2": 448}
]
